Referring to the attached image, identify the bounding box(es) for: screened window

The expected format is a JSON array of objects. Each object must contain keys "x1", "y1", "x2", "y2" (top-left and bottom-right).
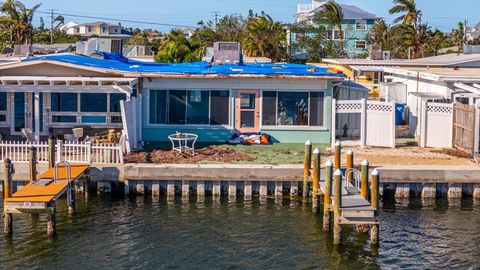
[
  {"x1": 355, "y1": 40, "x2": 367, "y2": 50},
  {"x1": 51, "y1": 93, "x2": 78, "y2": 112},
  {"x1": 262, "y1": 91, "x2": 325, "y2": 127},
  {"x1": 149, "y1": 90, "x2": 230, "y2": 125},
  {"x1": 0, "y1": 92, "x2": 6, "y2": 122},
  {"x1": 81, "y1": 93, "x2": 107, "y2": 112},
  {"x1": 355, "y1": 20, "x2": 367, "y2": 30}
]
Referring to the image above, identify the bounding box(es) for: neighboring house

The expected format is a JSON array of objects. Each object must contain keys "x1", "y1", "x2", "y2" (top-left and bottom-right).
[
  {"x1": 0, "y1": 51, "x2": 348, "y2": 144},
  {"x1": 290, "y1": 0, "x2": 376, "y2": 58},
  {"x1": 466, "y1": 23, "x2": 480, "y2": 42},
  {"x1": 320, "y1": 53, "x2": 480, "y2": 91},
  {"x1": 65, "y1": 21, "x2": 132, "y2": 39}
]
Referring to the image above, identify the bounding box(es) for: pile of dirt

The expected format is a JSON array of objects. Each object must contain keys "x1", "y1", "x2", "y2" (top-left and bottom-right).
[{"x1": 125, "y1": 145, "x2": 255, "y2": 164}]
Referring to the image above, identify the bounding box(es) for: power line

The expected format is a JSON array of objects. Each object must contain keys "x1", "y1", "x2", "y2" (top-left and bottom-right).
[{"x1": 36, "y1": 10, "x2": 197, "y2": 29}]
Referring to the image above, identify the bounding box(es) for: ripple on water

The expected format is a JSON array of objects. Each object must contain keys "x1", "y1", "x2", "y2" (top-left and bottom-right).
[{"x1": 1, "y1": 196, "x2": 479, "y2": 269}]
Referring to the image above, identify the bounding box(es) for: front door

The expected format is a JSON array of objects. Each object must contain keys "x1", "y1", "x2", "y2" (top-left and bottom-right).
[
  {"x1": 11, "y1": 92, "x2": 44, "y2": 136},
  {"x1": 236, "y1": 90, "x2": 260, "y2": 133}
]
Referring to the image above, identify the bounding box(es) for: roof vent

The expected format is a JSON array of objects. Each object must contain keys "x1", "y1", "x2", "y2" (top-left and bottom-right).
[{"x1": 212, "y1": 42, "x2": 241, "y2": 64}]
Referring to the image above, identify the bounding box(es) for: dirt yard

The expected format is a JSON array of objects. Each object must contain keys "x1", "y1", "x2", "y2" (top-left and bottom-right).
[{"x1": 322, "y1": 146, "x2": 475, "y2": 166}]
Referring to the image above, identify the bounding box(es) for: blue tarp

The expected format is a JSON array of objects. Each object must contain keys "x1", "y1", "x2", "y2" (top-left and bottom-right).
[{"x1": 23, "y1": 52, "x2": 345, "y2": 78}]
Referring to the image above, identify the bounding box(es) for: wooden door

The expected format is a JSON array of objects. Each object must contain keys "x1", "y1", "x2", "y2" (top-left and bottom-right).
[
  {"x1": 236, "y1": 90, "x2": 260, "y2": 133},
  {"x1": 452, "y1": 102, "x2": 475, "y2": 156}
]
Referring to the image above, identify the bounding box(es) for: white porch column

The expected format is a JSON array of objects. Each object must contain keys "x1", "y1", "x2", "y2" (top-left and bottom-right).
[
  {"x1": 331, "y1": 98, "x2": 336, "y2": 147},
  {"x1": 34, "y1": 91, "x2": 40, "y2": 143},
  {"x1": 360, "y1": 98, "x2": 367, "y2": 147}
]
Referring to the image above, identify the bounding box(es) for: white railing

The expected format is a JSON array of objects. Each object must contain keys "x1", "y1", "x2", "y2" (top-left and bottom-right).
[{"x1": 0, "y1": 140, "x2": 124, "y2": 164}]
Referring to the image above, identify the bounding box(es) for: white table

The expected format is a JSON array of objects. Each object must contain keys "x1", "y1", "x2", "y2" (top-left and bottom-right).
[{"x1": 168, "y1": 133, "x2": 198, "y2": 155}]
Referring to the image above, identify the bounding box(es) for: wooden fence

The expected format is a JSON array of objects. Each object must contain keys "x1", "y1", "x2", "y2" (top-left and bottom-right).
[
  {"x1": 0, "y1": 140, "x2": 124, "y2": 164},
  {"x1": 452, "y1": 102, "x2": 476, "y2": 156}
]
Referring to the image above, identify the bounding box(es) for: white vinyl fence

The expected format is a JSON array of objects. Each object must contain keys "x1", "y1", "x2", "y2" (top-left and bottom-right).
[
  {"x1": 0, "y1": 140, "x2": 124, "y2": 164},
  {"x1": 419, "y1": 102, "x2": 453, "y2": 148},
  {"x1": 332, "y1": 99, "x2": 396, "y2": 148}
]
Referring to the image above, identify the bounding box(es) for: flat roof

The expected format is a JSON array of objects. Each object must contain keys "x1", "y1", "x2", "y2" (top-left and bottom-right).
[
  {"x1": 385, "y1": 67, "x2": 480, "y2": 82},
  {"x1": 322, "y1": 53, "x2": 480, "y2": 67},
  {"x1": 19, "y1": 53, "x2": 345, "y2": 79}
]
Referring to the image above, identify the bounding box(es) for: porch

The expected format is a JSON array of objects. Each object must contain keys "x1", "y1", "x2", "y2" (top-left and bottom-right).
[{"x1": 0, "y1": 76, "x2": 137, "y2": 142}]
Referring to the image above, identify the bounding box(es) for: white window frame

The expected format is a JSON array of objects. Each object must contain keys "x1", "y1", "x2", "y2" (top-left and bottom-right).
[
  {"x1": 49, "y1": 92, "x2": 124, "y2": 128},
  {"x1": 355, "y1": 20, "x2": 367, "y2": 31},
  {"x1": 355, "y1": 40, "x2": 367, "y2": 50},
  {"x1": 331, "y1": 30, "x2": 340, "y2": 41},
  {"x1": 146, "y1": 89, "x2": 232, "y2": 129},
  {"x1": 260, "y1": 89, "x2": 327, "y2": 131}
]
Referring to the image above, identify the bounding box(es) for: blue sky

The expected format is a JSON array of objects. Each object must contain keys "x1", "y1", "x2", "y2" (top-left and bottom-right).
[{"x1": 20, "y1": 0, "x2": 480, "y2": 32}]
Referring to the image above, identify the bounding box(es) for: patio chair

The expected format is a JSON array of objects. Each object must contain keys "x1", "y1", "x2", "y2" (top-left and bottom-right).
[{"x1": 20, "y1": 128, "x2": 35, "y2": 142}]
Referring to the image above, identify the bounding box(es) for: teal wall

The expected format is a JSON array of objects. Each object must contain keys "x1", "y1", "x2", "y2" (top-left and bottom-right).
[{"x1": 141, "y1": 80, "x2": 334, "y2": 144}]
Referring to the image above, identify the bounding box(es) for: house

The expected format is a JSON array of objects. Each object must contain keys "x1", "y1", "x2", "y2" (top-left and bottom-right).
[
  {"x1": 0, "y1": 50, "x2": 346, "y2": 144},
  {"x1": 290, "y1": 0, "x2": 376, "y2": 58},
  {"x1": 466, "y1": 23, "x2": 480, "y2": 42},
  {"x1": 320, "y1": 53, "x2": 480, "y2": 91},
  {"x1": 65, "y1": 21, "x2": 132, "y2": 39}
]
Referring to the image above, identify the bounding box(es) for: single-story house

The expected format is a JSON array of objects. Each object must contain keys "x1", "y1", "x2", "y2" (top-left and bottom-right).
[{"x1": 0, "y1": 53, "x2": 347, "y2": 144}]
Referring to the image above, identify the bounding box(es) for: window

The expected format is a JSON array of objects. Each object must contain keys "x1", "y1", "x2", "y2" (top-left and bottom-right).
[
  {"x1": 149, "y1": 90, "x2": 230, "y2": 126},
  {"x1": 51, "y1": 93, "x2": 78, "y2": 112},
  {"x1": 0, "y1": 92, "x2": 7, "y2": 122},
  {"x1": 87, "y1": 27, "x2": 92, "y2": 32},
  {"x1": 328, "y1": 30, "x2": 341, "y2": 40},
  {"x1": 262, "y1": 91, "x2": 325, "y2": 127},
  {"x1": 356, "y1": 40, "x2": 367, "y2": 50},
  {"x1": 101, "y1": 27, "x2": 106, "y2": 33},
  {"x1": 355, "y1": 20, "x2": 367, "y2": 31},
  {"x1": 110, "y1": 93, "x2": 126, "y2": 112},
  {"x1": 81, "y1": 93, "x2": 107, "y2": 112}
]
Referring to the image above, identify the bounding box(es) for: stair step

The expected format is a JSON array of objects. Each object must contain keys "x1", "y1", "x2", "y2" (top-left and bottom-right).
[{"x1": 339, "y1": 216, "x2": 379, "y2": 225}]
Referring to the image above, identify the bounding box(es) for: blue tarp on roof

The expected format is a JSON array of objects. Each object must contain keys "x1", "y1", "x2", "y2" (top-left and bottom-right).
[{"x1": 23, "y1": 52, "x2": 345, "y2": 78}]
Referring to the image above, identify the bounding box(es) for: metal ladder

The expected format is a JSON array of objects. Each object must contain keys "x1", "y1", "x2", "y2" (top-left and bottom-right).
[
  {"x1": 54, "y1": 160, "x2": 73, "y2": 205},
  {"x1": 344, "y1": 168, "x2": 361, "y2": 194}
]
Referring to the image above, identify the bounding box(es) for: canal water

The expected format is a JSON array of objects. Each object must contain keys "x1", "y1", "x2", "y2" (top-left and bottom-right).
[{"x1": 1, "y1": 195, "x2": 479, "y2": 269}]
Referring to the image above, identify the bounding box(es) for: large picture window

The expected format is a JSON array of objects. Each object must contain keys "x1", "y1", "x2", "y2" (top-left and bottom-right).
[
  {"x1": 262, "y1": 91, "x2": 325, "y2": 127},
  {"x1": 149, "y1": 90, "x2": 230, "y2": 126},
  {"x1": 51, "y1": 93, "x2": 78, "y2": 112},
  {"x1": 81, "y1": 93, "x2": 107, "y2": 112},
  {"x1": 0, "y1": 92, "x2": 7, "y2": 122}
]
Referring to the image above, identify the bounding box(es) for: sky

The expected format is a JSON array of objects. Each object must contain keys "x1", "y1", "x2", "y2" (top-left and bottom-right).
[{"x1": 18, "y1": 0, "x2": 480, "y2": 32}]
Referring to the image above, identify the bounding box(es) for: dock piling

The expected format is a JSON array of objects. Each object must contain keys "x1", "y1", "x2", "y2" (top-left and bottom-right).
[
  {"x1": 312, "y1": 148, "x2": 321, "y2": 212},
  {"x1": 29, "y1": 146, "x2": 37, "y2": 184},
  {"x1": 323, "y1": 160, "x2": 333, "y2": 231},
  {"x1": 303, "y1": 140, "x2": 312, "y2": 198},
  {"x1": 370, "y1": 169, "x2": 380, "y2": 246},
  {"x1": 346, "y1": 150, "x2": 354, "y2": 183},
  {"x1": 333, "y1": 169, "x2": 342, "y2": 245},
  {"x1": 360, "y1": 160, "x2": 369, "y2": 199},
  {"x1": 334, "y1": 141, "x2": 341, "y2": 170},
  {"x1": 182, "y1": 180, "x2": 190, "y2": 198},
  {"x1": 48, "y1": 134, "x2": 55, "y2": 169},
  {"x1": 3, "y1": 159, "x2": 13, "y2": 235},
  {"x1": 244, "y1": 181, "x2": 252, "y2": 201},
  {"x1": 47, "y1": 207, "x2": 56, "y2": 237}
]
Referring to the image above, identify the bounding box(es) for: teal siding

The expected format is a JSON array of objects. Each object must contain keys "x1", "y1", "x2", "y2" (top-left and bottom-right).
[{"x1": 142, "y1": 127, "x2": 234, "y2": 142}]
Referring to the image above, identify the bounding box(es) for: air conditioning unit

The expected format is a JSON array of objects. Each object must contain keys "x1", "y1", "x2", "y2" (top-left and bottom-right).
[{"x1": 212, "y1": 42, "x2": 241, "y2": 64}]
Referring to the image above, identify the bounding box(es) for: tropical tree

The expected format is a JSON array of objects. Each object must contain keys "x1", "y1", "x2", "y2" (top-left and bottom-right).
[
  {"x1": 389, "y1": 0, "x2": 421, "y2": 27},
  {"x1": 242, "y1": 14, "x2": 286, "y2": 61},
  {"x1": 155, "y1": 29, "x2": 202, "y2": 63},
  {"x1": 0, "y1": 0, "x2": 41, "y2": 45},
  {"x1": 313, "y1": 0, "x2": 345, "y2": 55},
  {"x1": 451, "y1": 21, "x2": 465, "y2": 49}
]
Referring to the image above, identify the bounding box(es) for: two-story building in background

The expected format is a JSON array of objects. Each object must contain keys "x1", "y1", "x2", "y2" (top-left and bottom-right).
[{"x1": 290, "y1": 0, "x2": 376, "y2": 58}]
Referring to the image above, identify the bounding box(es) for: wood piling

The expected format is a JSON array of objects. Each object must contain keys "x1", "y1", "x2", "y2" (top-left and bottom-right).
[
  {"x1": 333, "y1": 169, "x2": 342, "y2": 245},
  {"x1": 346, "y1": 150, "x2": 353, "y2": 182},
  {"x1": 47, "y1": 208, "x2": 56, "y2": 237},
  {"x1": 29, "y1": 146, "x2": 37, "y2": 185},
  {"x1": 370, "y1": 169, "x2": 380, "y2": 246},
  {"x1": 323, "y1": 160, "x2": 333, "y2": 231},
  {"x1": 3, "y1": 159, "x2": 13, "y2": 235},
  {"x1": 303, "y1": 140, "x2": 312, "y2": 198},
  {"x1": 334, "y1": 141, "x2": 341, "y2": 170},
  {"x1": 48, "y1": 134, "x2": 55, "y2": 169},
  {"x1": 360, "y1": 160, "x2": 369, "y2": 199},
  {"x1": 312, "y1": 148, "x2": 321, "y2": 212}
]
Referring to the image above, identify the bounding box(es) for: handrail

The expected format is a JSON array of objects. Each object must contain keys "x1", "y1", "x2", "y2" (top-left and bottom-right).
[
  {"x1": 54, "y1": 160, "x2": 73, "y2": 206},
  {"x1": 344, "y1": 168, "x2": 361, "y2": 192}
]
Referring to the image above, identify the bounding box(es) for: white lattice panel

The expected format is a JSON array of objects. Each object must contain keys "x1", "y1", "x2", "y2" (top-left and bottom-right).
[
  {"x1": 336, "y1": 102, "x2": 363, "y2": 113},
  {"x1": 427, "y1": 104, "x2": 453, "y2": 114},
  {"x1": 367, "y1": 102, "x2": 393, "y2": 112}
]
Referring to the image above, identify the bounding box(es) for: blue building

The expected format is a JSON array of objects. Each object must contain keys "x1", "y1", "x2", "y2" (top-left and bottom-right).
[{"x1": 291, "y1": 0, "x2": 377, "y2": 58}]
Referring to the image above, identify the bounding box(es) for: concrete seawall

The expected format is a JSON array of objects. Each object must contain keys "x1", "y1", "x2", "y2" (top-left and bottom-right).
[{"x1": 1, "y1": 163, "x2": 480, "y2": 201}]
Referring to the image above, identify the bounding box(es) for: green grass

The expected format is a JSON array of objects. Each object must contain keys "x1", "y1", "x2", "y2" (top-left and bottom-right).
[{"x1": 227, "y1": 143, "x2": 329, "y2": 164}]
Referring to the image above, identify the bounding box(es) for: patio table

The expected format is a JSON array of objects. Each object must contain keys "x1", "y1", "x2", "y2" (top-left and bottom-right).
[{"x1": 168, "y1": 133, "x2": 198, "y2": 156}]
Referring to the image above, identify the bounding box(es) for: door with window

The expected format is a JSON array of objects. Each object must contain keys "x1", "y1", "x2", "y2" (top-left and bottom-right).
[
  {"x1": 11, "y1": 92, "x2": 44, "y2": 135},
  {"x1": 236, "y1": 90, "x2": 259, "y2": 132}
]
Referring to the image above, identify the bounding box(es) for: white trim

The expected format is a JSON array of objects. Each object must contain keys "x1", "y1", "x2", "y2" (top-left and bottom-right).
[
  {"x1": 355, "y1": 19, "x2": 367, "y2": 31},
  {"x1": 355, "y1": 40, "x2": 367, "y2": 50}
]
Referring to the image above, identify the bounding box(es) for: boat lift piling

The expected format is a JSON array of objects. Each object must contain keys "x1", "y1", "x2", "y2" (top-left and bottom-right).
[
  {"x1": 303, "y1": 140, "x2": 312, "y2": 199},
  {"x1": 322, "y1": 160, "x2": 333, "y2": 231},
  {"x1": 311, "y1": 148, "x2": 321, "y2": 212},
  {"x1": 3, "y1": 159, "x2": 13, "y2": 236}
]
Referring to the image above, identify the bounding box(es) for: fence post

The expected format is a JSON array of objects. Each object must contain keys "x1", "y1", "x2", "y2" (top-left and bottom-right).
[
  {"x1": 118, "y1": 144, "x2": 124, "y2": 164},
  {"x1": 361, "y1": 98, "x2": 367, "y2": 147},
  {"x1": 391, "y1": 101, "x2": 396, "y2": 148},
  {"x1": 303, "y1": 140, "x2": 312, "y2": 198},
  {"x1": 48, "y1": 135, "x2": 55, "y2": 169},
  {"x1": 56, "y1": 140, "x2": 63, "y2": 162},
  {"x1": 29, "y1": 147, "x2": 37, "y2": 184},
  {"x1": 86, "y1": 142, "x2": 92, "y2": 163},
  {"x1": 474, "y1": 101, "x2": 480, "y2": 153}
]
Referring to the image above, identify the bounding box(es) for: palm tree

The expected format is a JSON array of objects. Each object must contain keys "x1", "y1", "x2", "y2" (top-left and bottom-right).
[
  {"x1": 242, "y1": 14, "x2": 286, "y2": 61},
  {"x1": 389, "y1": 0, "x2": 421, "y2": 27},
  {"x1": 313, "y1": 0, "x2": 344, "y2": 55},
  {"x1": 155, "y1": 29, "x2": 201, "y2": 63},
  {"x1": 0, "y1": 0, "x2": 41, "y2": 45}
]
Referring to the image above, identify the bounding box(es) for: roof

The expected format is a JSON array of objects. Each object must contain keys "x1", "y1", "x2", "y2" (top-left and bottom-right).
[
  {"x1": 384, "y1": 66, "x2": 480, "y2": 82},
  {"x1": 323, "y1": 53, "x2": 480, "y2": 67},
  {"x1": 77, "y1": 21, "x2": 121, "y2": 27},
  {"x1": 18, "y1": 53, "x2": 345, "y2": 79},
  {"x1": 340, "y1": 4, "x2": 376, "y2": 20}
]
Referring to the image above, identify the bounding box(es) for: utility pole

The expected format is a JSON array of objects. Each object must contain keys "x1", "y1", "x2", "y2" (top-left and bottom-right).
[
  {"x1": 210, "y1": 11, "x2": 221, "y2": 30},
  {"x1": 48, "y1": 9, "x2": 58, "y2": 44}
]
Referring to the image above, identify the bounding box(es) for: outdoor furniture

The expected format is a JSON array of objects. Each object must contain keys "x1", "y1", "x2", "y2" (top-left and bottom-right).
[
  {"x1": 168, "y1": 133, "x2": 198, "y2": 155},
  {"x1": 20, "y1": 128, "x2": 35, "y2": 142},
  {"x1": 72, "y1": 128, "x2": 84, "y2": 141}
]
